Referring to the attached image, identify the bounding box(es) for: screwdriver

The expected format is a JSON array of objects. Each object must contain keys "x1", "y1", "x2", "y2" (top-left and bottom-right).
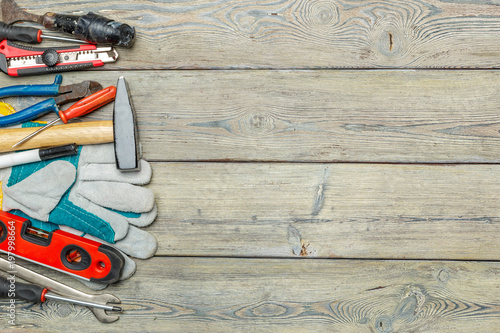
[
  {"x1": 13, "y1": 86, "x2": 117, "y2": 148},
  {"x1": 0, "y1": 276, "x2": 122, "y2": 312},
  {"x1": 0, "y1": 22, "x2": 86, "y2": 44}
]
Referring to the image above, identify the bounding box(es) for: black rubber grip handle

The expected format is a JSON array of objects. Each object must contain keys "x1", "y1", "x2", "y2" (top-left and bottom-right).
[
  {"x1": 0, "y1": 22, "x2": 40, "y2": 43},
  {"x1": 15, "y1": 62, "x2": 96, "y2": 76},
  {"x1": 0, "y1": 276, "x2": 45, "y2": 302},
  {"x1": 43, "y1": 12, "x2": 135, "y2": 47},
  {"x1": 39, "y1": 144, "x2": 79, "y2": 160}
]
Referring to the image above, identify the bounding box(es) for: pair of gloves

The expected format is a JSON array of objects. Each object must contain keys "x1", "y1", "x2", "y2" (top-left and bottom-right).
[{"x1": 0, "y1": 143, "x2": 157, "y2": 289}]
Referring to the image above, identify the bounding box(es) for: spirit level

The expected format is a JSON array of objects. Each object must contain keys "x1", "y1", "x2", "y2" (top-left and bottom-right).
[{"x1": 0, "y1": 211, "x2": 124, "y2": 284}]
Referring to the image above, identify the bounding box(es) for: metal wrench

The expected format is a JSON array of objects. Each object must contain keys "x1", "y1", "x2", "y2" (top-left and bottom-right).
[{"x1": 0, "y1": 256, "x2": 121, "y2": 323}]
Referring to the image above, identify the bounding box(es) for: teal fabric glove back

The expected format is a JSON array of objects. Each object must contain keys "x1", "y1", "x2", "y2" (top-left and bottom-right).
[{"x1": 6, "y1": 147, "x2": 116, "y2": 240}]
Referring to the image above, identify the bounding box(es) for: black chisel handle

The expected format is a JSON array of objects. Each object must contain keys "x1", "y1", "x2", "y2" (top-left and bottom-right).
[
  {"x1": 0, "y1": 276, "x2": 46, "y2": 302},
  {"x1": 0, "y1": 22, "x2": 41, "y2": 43}
]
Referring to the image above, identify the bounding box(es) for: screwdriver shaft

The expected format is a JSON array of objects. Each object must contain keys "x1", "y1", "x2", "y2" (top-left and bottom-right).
[
  {"x1": 41, "y1": 34, "x2": 88, "y2": 44},
  {"x1": 12, "y1": 118, "x2": 60, "y2": 148},
  {"x1": 44, "y1": 293, "x2": 122, "y2": 312},
  {"x1": 11, "y1": 86, "x2": 116, "y2": 148}
]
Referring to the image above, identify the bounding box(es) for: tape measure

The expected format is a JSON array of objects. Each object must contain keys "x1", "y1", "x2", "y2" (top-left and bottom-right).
[
  {"x1": 0, "y1": 102, "x2": 16, "y2": 115},
  {"x1": 0, "y1": 211, "x2": 124, "y2": 284},
  {"x1": 0, "y1": 101, "x2": 46, "y2": 124}
]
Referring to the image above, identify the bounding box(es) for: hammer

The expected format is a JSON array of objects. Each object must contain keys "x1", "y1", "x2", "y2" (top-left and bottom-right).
[{"x1": 0, "y1": 77, "x2": 140, "y2": 171}]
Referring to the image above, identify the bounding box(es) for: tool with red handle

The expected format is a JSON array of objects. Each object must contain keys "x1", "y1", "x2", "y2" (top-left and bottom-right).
[
  {"x1": 13, "y1": 85, "x2": 117, "y2": 148},
  {"x1": 0, "y1": 211, "x2": 124, "y2": 284},
  {"x1": 0, "y1": 39, "x2": 118, "y2": 76}
]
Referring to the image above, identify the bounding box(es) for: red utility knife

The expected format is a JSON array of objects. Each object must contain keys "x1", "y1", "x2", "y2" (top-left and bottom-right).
[
  {"x1": 0, "y1": 211, "x2": 124, "y2": 284},
  {"x1": 0, "y1": 40, "x2": 118, "y2": 76}
]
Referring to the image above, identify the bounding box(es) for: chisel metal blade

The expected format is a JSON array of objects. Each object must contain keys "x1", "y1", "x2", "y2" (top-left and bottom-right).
[{"x1": 1, "y1": 0, "x2": 43, "y2": 24}]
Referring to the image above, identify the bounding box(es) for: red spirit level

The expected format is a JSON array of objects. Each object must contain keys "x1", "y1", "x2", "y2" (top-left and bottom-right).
[{"x1": 0, "y1": 211, "x2": 124, "y2": 284}]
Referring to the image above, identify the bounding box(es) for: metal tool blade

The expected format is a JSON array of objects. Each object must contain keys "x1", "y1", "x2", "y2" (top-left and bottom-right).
[
  {"x1": 1, "y1": 0, "x2": 43, "y2": 24},
  {"x1": 58, "y1": 47, "x2": 118, "y2": 63},
  {"x1": 113, "y1": 76, "x2": 140, "y2": 171}
]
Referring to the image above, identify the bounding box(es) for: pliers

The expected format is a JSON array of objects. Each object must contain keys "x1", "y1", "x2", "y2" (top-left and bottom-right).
[{"x1": 0, "y1": 74, "x2": 102, "y2": 127}]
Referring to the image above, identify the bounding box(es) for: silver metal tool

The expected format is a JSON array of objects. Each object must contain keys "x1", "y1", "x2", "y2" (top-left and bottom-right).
[
  {"x1": 40, "y1": 34, "x2": 88, "y2": 44},
  {"x1": 0, "y1": 39, "x2": 119, "y2": 76},
  {"x1": 43, "y1": 293, "x2": 122, "y2": 312},
  {"x1": 113, "y1": 76, "x2": 140, "y2": 171},
  {"x1": 6, "y1": 47, "x2": 118, "y2": 69},
  {"x1": 11, "y1": 118, "x2": 60, "y2": 148},
  {"x1": 0, "y1": 256, "x2": 122, "y2": 323}
]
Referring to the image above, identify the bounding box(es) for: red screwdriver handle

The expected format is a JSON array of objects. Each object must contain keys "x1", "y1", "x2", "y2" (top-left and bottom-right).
[{"x1": 59, "y1": 86, "x2": 117, "y2": 123}]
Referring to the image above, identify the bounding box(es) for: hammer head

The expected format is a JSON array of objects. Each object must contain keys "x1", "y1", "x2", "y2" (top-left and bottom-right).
[{"x1": 113, "y1": 76, "x2": 140, "y2": 171}]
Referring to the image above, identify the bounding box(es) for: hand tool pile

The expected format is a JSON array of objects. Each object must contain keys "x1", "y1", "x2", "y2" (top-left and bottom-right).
[
  {"x1": 0, "y1": 0, "x2": 134, "y2": 76},
  {"x1": 0, "y1": 1, "x2": 156, "y2": 324}
]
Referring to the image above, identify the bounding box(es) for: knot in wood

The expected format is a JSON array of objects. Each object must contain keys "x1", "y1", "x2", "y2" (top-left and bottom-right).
[
  {"x1": 239, "y1": 112, "x2": 275, "y2": 136},
  {"x1": 302, "y1": 0, "x2": 340, "y2": 28},
  {"x1": 312, "y1": 1, "x2": 340, "y2": 26},
  {"x1": 54, "y1": 302, "x2": 74, "y2": 317},
  {"x1": 437, "y1": 269, "x2": 450, "y2": 283},
  {"x1": 368, "y1": 12, "x2": 418, "y2": 66},
  {"x1": 374, "y1": 315, "x2": 393, "y2": 333},
  {"x1": 251, "y1": 302, "x2": 288, "y2": 317}
]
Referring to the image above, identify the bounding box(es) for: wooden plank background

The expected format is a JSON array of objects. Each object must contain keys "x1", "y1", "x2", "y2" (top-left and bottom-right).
[
  {"x1": 5, "y1": 258, "x2": 500, "y2": 332},
  {"x1": 4, "y1": 70, "x2": 499, "y2": 163},
  {"x1": 10, "y1": 0, "x2": 500, "y2": 69},
  {"x1": 0, "y1": 0, "x2": 499, "y2": 332}
]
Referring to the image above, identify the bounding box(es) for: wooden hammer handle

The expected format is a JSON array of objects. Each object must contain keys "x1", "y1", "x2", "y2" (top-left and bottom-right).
[{"x1": 0, "y1": 120, "x2": 114, "y2": 153}]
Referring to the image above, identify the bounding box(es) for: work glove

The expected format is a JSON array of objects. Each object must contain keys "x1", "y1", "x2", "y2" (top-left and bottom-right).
[{"x1": 0, "y1": 143, "x2": 158, "y2": 289}]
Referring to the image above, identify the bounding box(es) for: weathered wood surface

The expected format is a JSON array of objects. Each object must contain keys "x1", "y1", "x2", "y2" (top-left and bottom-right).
[
  {"x1": 3, "y1": 0, "x2": 500, "y2": 69},
  {"x1": 0, "y1": 0, "x2": 499, "y2": 332},
  {"x1": 2, "y1": 70, "x2": 499, "y2": 163},
  {"x1": 2, "y1": 258, "x2": 500, "y2": 332},
  {"x1": 150, "y1": 162, "x2": 500, "y2": 260}
]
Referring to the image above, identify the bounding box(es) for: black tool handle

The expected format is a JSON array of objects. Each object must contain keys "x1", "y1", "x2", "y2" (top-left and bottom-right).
[
  {"x1": 0, "y1": 22, "x2": 41, "y2": 43},
  {"x1": 39, "y1": 144, "x2": 79, "y2": 160},
  {"x1": 42, "y1": 12, "x2": 135, "y2": 47},
  {"x1": 0, "y1": 276, "x2": 45, "y2": 302},
  {"x1": 14, "y1": 62, "x2": 96, "y2": 76}
]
